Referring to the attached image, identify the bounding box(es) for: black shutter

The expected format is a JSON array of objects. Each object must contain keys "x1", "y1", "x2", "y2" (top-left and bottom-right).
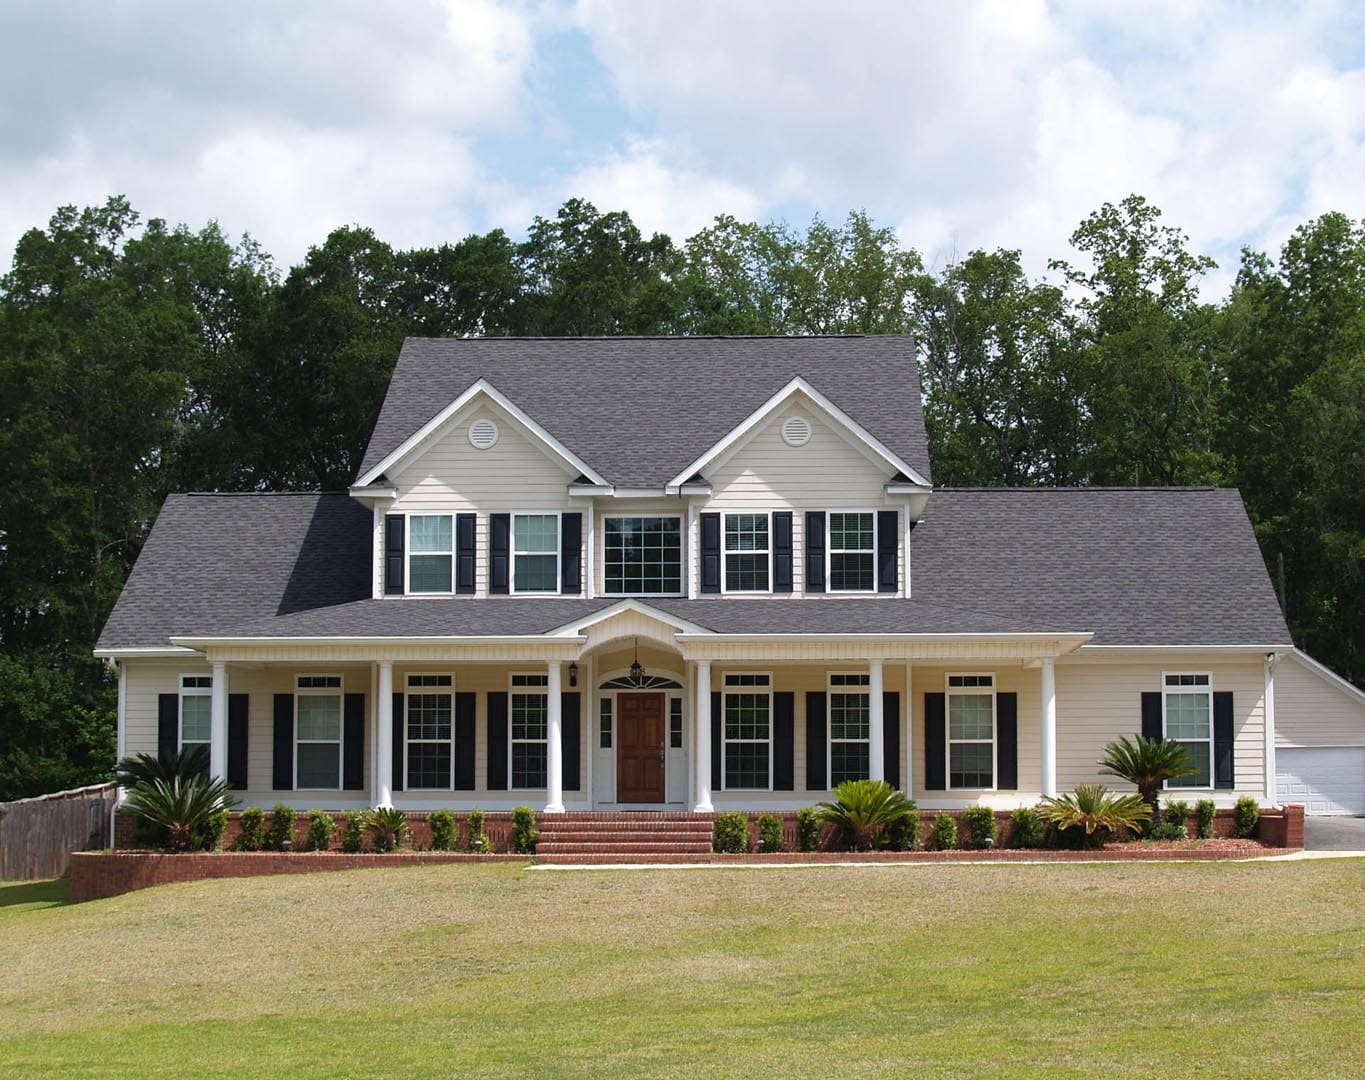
[
  {"x1": 489, "y1": 514, "x2": 510, "y2": 594},
  {"x1": 343, "y1": 693, "x2": 365, "y2": 790},
  {"x1": 700, "y1": 513, "x2": 721, "y2": 594},
  {"x1": 805, "y1": 511, "x2": 826, "y2": 592},
  {"x1": 272, "y1": 694, "x2": 294, "y2": 790},
  {"x1": 487, "y1": 692, "x2": 508, "y2": 790},
  {"x1": 877, "y1": 509, "x2": 899, "y2": 593},
  {"x1": 805, "y1": 692, "x2": 827, "y2": 791},
  {"x1": 772, "y1": 512, "x2": 793, "y2": 593},
  {"x1": 561, "y1": 513, "x2": 582, "y2": 595},
  {"x1": 1213, "y1": 691, "x2": 1235, "y2": 789},
  {"x1": 562, "y1": 692, "x2": 581, "y2": 791},
  {"x1": 454, "y1": 692, "x2": 476, "y2": 790},
  {"x1": 391, "y1": 693, "x2": 405, "y2": 793},
  {"x1": 773, "y1": 692, "x2": 795, "y2": 790},
  {"x1": 384, "y1": 513, "x2": 405, "y2": 595},
  {"x1": 884, "y1": 691, "x2": 901, "y2": 789},
  {"x1": 996, "y1": 692, "x2": 1018, "y2": 790},
  {"x1": 227, "y1": 694, "x2": 249, "y2": 790},
  {"x1": 1141, "y1": 692, "x2": 1163, "y2": 740},
  {"x1": 924, "y1": 692, "x2": 946, "y2": 790},
  {"x1": 158, "y1": 694, "x2": 178, "y2": 760},
  {"x1": 710, "y1": 691, "x2": 722, "y2": 789},
  {"x1": 456, "y1": 513, "x2": 476, "y2": 594}
]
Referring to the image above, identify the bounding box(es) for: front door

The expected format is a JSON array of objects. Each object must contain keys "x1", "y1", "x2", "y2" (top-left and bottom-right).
[{"x1": 617, "y1": 693, "x2": 666, "y2": 803}]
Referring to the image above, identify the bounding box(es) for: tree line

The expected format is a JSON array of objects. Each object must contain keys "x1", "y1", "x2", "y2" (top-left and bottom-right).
[{"x1": 0, "y1": 193, "x2": 1360, "y2": 798}]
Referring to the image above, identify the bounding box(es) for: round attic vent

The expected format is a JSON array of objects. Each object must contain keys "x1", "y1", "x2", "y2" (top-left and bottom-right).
[
  {"x1": 468, "y1": 418, "x2": 499, "y2": 449},
  {"x1": 781, "y1": 415, "x2": 813, "y2": 447}
]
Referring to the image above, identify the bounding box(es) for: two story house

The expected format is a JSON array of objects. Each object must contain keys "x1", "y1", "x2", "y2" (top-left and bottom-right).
[{"x1": 95, "y1": 336, "x2": 1365, "y2": 817}]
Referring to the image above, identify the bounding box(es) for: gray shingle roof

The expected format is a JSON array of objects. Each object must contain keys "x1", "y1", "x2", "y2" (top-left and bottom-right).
[
  {"x1": 96, "y1": 488, "x2": 1292, "y2": 650},
  {"x1": 357, "y1": 336, "x2": 932, "y2": 488}
]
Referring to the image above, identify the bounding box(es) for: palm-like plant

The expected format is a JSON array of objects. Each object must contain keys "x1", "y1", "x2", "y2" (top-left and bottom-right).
[
  {"x1": 115, "y1": 745, "x2": 210, "y2": 788},
  {"x1": 815, "y1": 779, "x2": 917, "y2": 851},
  {"x1": 1099, "y1": 735, "x2": 1196, "y2": 813},
  {"x1": 123, "y1": 774, "x2": 238, "y2": 852},
  {"x1": 1040, "y1": 784, "x2": 1151, "y2": 846},
  {"x1": 362, "y1": 807, "x2": 409, "y2": 852}
]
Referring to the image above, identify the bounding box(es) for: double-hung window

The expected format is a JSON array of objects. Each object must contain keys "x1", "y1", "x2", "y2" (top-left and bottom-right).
[
  {"x1": 406, "y1": 674, "x2": 453, "y2": 789},
  {"x1": 947, "y1": 674, "x2": 994, "y2": 789},
  {"x1": 512, "y1": 514, "x2": 559, "y2": 593},
  {"x1": 179, "y1": 675, "x2": 212, "y2": 760},
  {"x1": 829, "y1": 673, "x2": 871, "y2": 785},
  {"x1": 296, "y1": 675, "x2": 342, "y2": 789},
  {"x1": 724, "y1": 513, "x2": 770, "y2": 592},
  {"x1": 510, "y1": 673, "x2": 549, "y2": 788},
  {"x1": 409, "y1": 515, "x2": 453, "y2": 593},
  {"x1": 1163, "y1": 673, "x2": 1213, "y2": 788},
  {"x1": 604, "y1": 516, "x2": 682, "y2": 595},
  {"x1": 723, "y1": 673, "x2": 771, "y2": 790},
  {"x1": 828, "y1": 512, "x2": 875, "y2": 592}
]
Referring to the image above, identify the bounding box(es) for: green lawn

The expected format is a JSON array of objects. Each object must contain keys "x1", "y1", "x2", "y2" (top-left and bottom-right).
[{"x1": 1, "y1": 860, "x2": 1361, "y2": 1078}]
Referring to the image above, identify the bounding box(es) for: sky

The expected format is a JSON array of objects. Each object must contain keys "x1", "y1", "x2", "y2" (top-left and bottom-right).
[{"x1": 2, "y1": 0, "x2": 1364, "y2": 296}]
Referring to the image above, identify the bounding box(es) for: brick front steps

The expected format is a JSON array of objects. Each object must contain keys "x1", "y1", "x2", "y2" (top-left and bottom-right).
[{"x1": 536, "y1": 812, "x2": 713, "y2": 857}]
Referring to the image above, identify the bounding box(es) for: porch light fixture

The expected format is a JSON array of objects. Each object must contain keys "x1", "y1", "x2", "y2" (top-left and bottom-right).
[
  {"x1": 568, "y1": 662, "x2": 578, "y2": 687},
  {"x1": 629, "y1": 637, "x2": 645, "y2": 684}
]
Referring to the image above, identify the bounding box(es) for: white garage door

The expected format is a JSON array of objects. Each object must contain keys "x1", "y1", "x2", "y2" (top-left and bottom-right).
[{"x1": 1277, "y1": 747, "x2": 1365, "y2": 815}]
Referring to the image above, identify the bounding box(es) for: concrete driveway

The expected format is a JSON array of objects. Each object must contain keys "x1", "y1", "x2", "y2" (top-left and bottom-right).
[{"x1": 1303, "y1": 815, "x2": 1365, "y2": 851}]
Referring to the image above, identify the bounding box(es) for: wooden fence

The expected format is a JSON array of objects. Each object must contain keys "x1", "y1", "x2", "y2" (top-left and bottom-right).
[{"x1": 0, "y1": 782, "x2": 117, "y2": 881}]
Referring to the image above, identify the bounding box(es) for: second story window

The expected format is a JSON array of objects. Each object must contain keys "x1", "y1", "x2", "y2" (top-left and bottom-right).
[
  {"x1": 604, "y1": 516, "x2": 682, "y2": 595},
  {"x1": 828, "y1": 512, "x2": 875, "y2": 592},
  {"x1": 512, "y1": 514, "x2": 559, "y2": 593},
  {"x1": 724, "y1": 513, "x2": 770, "y2": 593},
  {"x1": 409, "y1": 515, "x2": 453, "y2": 593}
]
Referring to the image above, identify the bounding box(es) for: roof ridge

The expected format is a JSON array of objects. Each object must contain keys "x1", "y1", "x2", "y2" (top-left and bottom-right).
[
  {"x1": 937, "y1": 486, "x2": 1226, "y2": 493},
  {"x1": 177, "y1": 491, "x2": 347, "y2": 498},
  {"x1": 401, "y1": 334, "x2": 918, "y2": 342}
]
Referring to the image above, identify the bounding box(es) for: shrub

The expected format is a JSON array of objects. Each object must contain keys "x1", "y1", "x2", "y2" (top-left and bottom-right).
[
  {"x1": 930, "y1": 812, "x2": 957, "y2": 851},
  {"x1": 713, "y1": 812, "x2": 751, "y2": 853},
  {"x1": 757, "y1": 813, "x2": 785, "y2": 852},
  {"x1": 363, "y1": 807, "x2": 408, "y2": 851},
  {"x1": 267, "y1": 804, "x2": 297, "y2": 850},
  {"x1": 1234, "y1": 797, "x2": 1261, "y2": 839},
  {"x1": 1162, "y1": 799, "x2": 1191, "y2": 831},
  {"x1": 1008, "y1": 806, "x2": 1044, "y2": 849},
  {"x1": 306, "y1": 809, "x2": 334, "y2": 852},
  {"x1": 1196, "y1": 799, "x2": 1217, "y2": 839},
  {"x1": 816, "y1": 779, "x2": 918, "y2": 851},
  {"x1": 235, "y1": 807, "x2": 266, "y2": 851},
  {"x1": 123, "y1": 774, "x2": 238, "y2": 853},
  {"x1": 197, "y1": 808, "x2": 229, "y2": 852},
  {"x1": 511, "y1": 805, "x2": 539, "y2": 854},
  {"x1": 1147, "y1": 822, "x2": 1188, "y2": 841},
  {"x1": 428, "y1": 809, "x2": 456, "y2": 851},
  {"x1": 886, "y1": 802, "x2": 921, "y2": 851},
  {"x1": 341, "y1": 810, "x2": 364, "y2": 853},
  {"x1": 795, "y1": 807, "x2": 822, "y2": 852},
  {"x1": 1040, "y1": 784, "x2": 1151, "y2": 848},
  {"x1": 961, "y1": 804, "x2": 997, "y2": 849},
  {"x1": 466, "y1": 809, "x2": 488, "y2": 852}
]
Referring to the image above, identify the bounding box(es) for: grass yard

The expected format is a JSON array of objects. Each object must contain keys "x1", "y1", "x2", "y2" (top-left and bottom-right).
[{"x1": 1, "y1": 860, "x2": 1362, "y2": 1079}]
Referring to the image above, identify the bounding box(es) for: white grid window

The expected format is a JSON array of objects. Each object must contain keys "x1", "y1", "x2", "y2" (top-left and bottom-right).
[
  {"x1": 511, "y1": 673, "x2": 549, "y2": 788},
  {"x1": 512, "y1": 514, "x2": 559, "y2": 593},
  {"x1": 179, "y1": 675, "x2": 212, "y2": 761},
  {"x1": 604, "y1": 516, "x2": 683, "y2": 595},
  {"x1": 947, "y1": 673, "x2": 994, "y2": 789},
  {"x1": 828, "y1": 512, "x2": 875, "y2": 592},
  {"x1": 296, "y1": 675, "x2": 342, "y2": 789},
  {"x1": 829, "y1": 673, "x2": 870, "y2": 786},
  {"x1": 409, "y1": 515, "x2": 453, "y2": 593},
  {"x1": 724, "y1": 513, "x2": 771, "y2": 593},
  {"x1": 723, "y1": 673, "x2": 771, "y2": 790},
  {"x1": 1164, "y1": 673, "x2": 1213, "y2": 788},
  {"x1": 407, "y1": 674, "x2": 453, "y2": 789}
]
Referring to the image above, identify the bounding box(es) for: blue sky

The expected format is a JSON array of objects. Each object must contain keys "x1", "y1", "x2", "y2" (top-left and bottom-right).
[{"x1": 2, "y1": 0, "x2": 1364, "y2": 296}]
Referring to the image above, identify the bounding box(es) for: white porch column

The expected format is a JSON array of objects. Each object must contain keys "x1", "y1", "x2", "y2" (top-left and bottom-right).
[
  {"x1": 209, "y1": 661, "x2": 228, "y2": 783},
  {"x1": 1264, "y1": 652, "x2": 1278, "y2": 804},
  {"x1": 545, "y1": 660, "x2": 565, "y2": 813},
  {"x1": 694, "y1": 660, "x2": 713, "y2": 811},
  {"x1": 868, "y1": 660, "x2": 885, "y2": 782},
  {"x1": 904, "y1": 661, "x2": 913, "y2": 799},
  {"x1": 376, "y1": 662, "x2": 394, "y2": 808},
  {"x1": 1040, "y1": 658, "x2": 1057, "y2": 798}
]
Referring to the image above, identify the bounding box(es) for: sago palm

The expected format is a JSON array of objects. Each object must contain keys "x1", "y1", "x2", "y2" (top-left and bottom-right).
[
  {"x1": 815, "y1": 779, "x2": 916, "y2": 851},
  {"x1": 1099, "y1": 735, "x2": 1196, "y2": 811},
  {"x1": 115, "y1": 745, "x2": 210, "y2": 788},
  {"x1": 362, "y1": 807, "x2": 409, "y2": 852},
  {"x1": 123, "y1": 774, "x2": 238, "y2": 852},
  {"x1": 1039, "y1": 784, "x2": 1151, "y2": 844}
]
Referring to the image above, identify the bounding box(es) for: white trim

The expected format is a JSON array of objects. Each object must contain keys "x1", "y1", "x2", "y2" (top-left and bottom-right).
[
  {"x1": 357, "y1": 379, "x2": 607, "y2": 488},
  {"x1": 348, "y1": 484, "x2": 397, "y2": 502},
  {"x1": 666, "y1": 376, "x2": 932, "y2": 489},
  {"x1": 403, "y1": 672, "x2": 456, "y2": 792},
  {"x1": 510, "y1": 510, "x2": 562, "y2": 595},
  {"x1": 826, "y1": 508, "x2": 879, "y2": 594},
  {"x1": 1263, "y1": 654, "x2": 1277, "y2": 805},
  {"x1": 546, "y1": 598, "x2": 713, "y2": 638},
  {"x1": 406, "y1": 512, "x2": 455, "y2": 596},
  {"x1": 946, "y1": 672, "x2": 996, "y2": 791},
  {"x1": 720, "y1": 510, "x2": 773, "y2": 595},
  {"x1": 1287, "y1": 648, "x2": 1365, "y2": 707},
  {"x1": 294, "y1": 673, "x2": 344, "y2": 792},
  {"x1": 1161, "y1": 671, "x2": 1215, "y2": 792},
  {"x1": 1075, "y1": 644, "x2": 1290, "y2": 655},
  {"x1": 827, "y1": 671, "x2": 872, "y2": 787},
  {"x1": 600, "y1": 513, "x2": 686, "y2": 598},
  {"x1": 720, "y1": 671, "x2": 774, "y2": 793},
  {"x1": 93, "y1": 646, "x2": 199, "y2": 659}
]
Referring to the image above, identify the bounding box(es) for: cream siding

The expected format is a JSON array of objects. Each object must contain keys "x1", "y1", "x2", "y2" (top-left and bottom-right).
[{"x1": 1274, "y1": 652, "x2": 1365, "y2": 747}]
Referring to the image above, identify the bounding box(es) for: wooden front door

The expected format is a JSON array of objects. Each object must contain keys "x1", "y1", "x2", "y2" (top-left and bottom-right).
[{"x1": 617, "y1": 693, "x2": 666, "y2": 803}]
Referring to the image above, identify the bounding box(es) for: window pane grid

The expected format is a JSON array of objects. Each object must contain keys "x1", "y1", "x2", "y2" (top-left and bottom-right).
[
  {"x1": 724, "y1": 514, "x2": 769, "y2": 592},
  {"x1": 407, "y1": 693, "x2": 452, "y2": 741},
  {"x1": 950, "y1": 743, "x2": 993, "y2": 789},
  {"x1": 1165, "y1": 677, "x2": 1213, "y2": 788},
  {"x1": 669, "y1": 698, "x2": 683, "y2": 749},
  {"x1": 407, "y1": 743, "x2": 451, "y2": 789},
  {"x1": 599, "y1": 698, "x2": 613, "y2": 749},
  {"x1": 831, "y1": 742, "x2": 869, "y2": 787},
  {"x1": 724, "y1": 743, "x2": 768, "y2": 790},
  {"x1": 512, "y1": 514, "x2": 558, "y2": 592},
  {"x1": 723, "y1": 679, "x2": 771, "y2": 789},
  {"x1": 604, "y1": 517, "x2": 683, "y2": 594},
  {"x1": 180, "y1": 695, "x2": 211, "y2": 743},
  {"x1": 828, "y1": 512, "x2": 874, "y2": 592},
  {"x1": 947, "y1": 680, "x2": 993, "y2": 789}
]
